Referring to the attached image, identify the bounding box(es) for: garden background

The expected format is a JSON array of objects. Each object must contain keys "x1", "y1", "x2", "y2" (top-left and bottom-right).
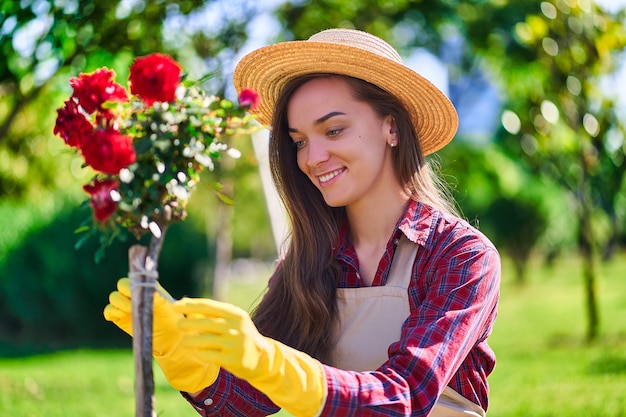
[{"x1": 1, "y1": 0, "x2": 626, "y2": 416}]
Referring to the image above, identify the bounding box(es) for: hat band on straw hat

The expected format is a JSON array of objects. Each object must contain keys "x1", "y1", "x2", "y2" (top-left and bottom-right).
[{"x1": 234, "y1": 28, "x2": 458, "y2": 155}]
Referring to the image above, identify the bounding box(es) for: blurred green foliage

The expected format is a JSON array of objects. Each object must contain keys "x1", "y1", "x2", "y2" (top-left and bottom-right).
[{"x1": 438, "y1": 142, "x2": 569, "y2": 284}]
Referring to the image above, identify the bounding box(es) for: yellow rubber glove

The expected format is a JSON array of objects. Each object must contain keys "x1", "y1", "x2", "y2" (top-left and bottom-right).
[
  {"x1": 103, "y1": 278, "x2": 219, "y2": 392},
  {"x1": 173, "y1": 298, "x2": 327, "y2": 417}
]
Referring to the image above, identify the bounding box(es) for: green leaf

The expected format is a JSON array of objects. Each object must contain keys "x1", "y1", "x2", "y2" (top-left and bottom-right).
[
  {"x1": 191, "y1": 71, "x2": 219, "y2": 86},
  {"x1": 74, "y1": 231, "x2": 92, "y2": 251},
  {"x1": 74, "y1": 225, "x2": 90, "y2": 234},
  {"x1": 95, "y1": 247, "x2": 106, "y2": 264},
  {"x1": 208, "y1": 181, "x2": 224, "y2": 191},
  {"x1": 215, "y1": 190, "x2": 235, "y2": 206}
]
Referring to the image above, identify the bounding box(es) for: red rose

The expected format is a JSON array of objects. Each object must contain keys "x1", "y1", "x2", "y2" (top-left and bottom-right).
[
  {"x1": 129, "y1": 53, "x2": 182, "y2": 105},
  {"x1": 54, "y1": 99, "x2": 94, "y2": 148},
  {"x1": 83, "y1": 179, "x2": 119, "y2": 223},
  {"x1": 238, "y1": 88, "x2": 260, "y2": 110},
  {"x1": 81, "y1": 128, "x2": 136, "y2": 174},
  {"x1": 70, "y1": 68, "x2": 128, "y2": 114}
]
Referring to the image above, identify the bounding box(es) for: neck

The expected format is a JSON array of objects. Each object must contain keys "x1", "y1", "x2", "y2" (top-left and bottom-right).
[{"x1": 346, "y1": 188, "x2": 410, "y2": 249}]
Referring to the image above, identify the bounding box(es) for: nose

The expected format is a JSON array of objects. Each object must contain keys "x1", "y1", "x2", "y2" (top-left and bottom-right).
[{"x1": 302, "y1": 136, "x2": 330, "y2": 168}]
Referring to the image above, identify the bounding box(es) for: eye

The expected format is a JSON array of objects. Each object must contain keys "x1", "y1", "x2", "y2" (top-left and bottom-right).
[
  {"x1": 292, "y1": 139, "x2": 306, "y2": 149},
  {"x1": 327, "y1": 128, "x2": 342, "y2": 137}
]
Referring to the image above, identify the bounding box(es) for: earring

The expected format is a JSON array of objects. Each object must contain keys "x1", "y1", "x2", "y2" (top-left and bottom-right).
[{"x1": 389, "y1": 141, "x2": 397, "y2": 147}]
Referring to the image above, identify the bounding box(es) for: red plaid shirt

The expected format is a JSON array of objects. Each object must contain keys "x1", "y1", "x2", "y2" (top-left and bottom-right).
[{"x1": 184, "y1": 200, "x2": 501, "y2": 416}]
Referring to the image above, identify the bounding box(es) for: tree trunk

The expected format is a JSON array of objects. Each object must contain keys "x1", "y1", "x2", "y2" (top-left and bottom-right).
[
  {"x1": 602, "y1": 211, "x2": 619, "y2": 261},
  {"x1": 512, "y1": 255, "x2": 526, "y2": 286},
  {"x1": 578, "y1": 170, "x2": 599, "y2": 342}
]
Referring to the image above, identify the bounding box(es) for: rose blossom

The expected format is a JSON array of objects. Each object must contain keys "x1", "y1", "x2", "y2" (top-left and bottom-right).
[
  {"x1": 70, "y1": 68, "x2": 128, "y2": 114},
  {"x1": 238, "y1": 88, "x2": 260, "y2": 110},
  {"x1": 81, "y1": 128, "x2": 136, "y2": 175},
  {"x1": 129, "y1": 53, "x2": 182, "y2": 105},
  {"x1": 83, "y1": 179, "x2": 119, "y2": 223},
  {"x1": 53, "y1": 99, "x2": 94, "y2": 148}
]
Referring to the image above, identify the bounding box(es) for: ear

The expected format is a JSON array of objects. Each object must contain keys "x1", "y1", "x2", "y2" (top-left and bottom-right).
[{"x1": 384, "y1": 115, "x2": 398, "y2": 147}]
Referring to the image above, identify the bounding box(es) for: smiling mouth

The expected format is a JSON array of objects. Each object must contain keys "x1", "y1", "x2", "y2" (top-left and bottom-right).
[{"x1": 318, "y1": 168, "x2": 345, "y2": 184}]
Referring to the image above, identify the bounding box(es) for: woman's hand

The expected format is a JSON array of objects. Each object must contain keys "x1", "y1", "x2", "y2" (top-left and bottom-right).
[
  {"x1": 103, "y1": 279, "x2": 219, "y2": 392},
  {"x1": 173, "y1": 298, "x2": 271, "y2": 378},
  {"x1": 174, "y1": 298, "x2": 327, "y2": 417}
]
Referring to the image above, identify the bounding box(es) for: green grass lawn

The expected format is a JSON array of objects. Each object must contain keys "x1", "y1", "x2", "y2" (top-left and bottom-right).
[
  {"x1": 1, "y1": 252, "x2": 625, "y2": 416},
  {"x1": 0, "y1": 349, "x2": 199, "y2": 417},
  {"x1": 487, "y1": 252, "x2": 626, "y2": 417}
]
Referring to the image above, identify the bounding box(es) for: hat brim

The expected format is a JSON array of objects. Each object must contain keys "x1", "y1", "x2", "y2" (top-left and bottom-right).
[{"x1": 234, "y1": 40, "x2": 458, "y2": 155}]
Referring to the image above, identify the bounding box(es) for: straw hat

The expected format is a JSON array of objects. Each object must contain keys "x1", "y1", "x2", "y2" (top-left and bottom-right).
[{"x1": 233, "y1": 28, "x2": 458, "y2": 155}]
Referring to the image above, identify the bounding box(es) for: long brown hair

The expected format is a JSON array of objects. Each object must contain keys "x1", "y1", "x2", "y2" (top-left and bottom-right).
[{"x1": 251, "y1": 74, "x2": 457, "y2": 362}]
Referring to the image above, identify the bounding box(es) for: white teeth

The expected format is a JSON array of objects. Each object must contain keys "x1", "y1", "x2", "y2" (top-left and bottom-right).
[{"x1": 318, "y1": 169, "x2": 342, "y2": 183}]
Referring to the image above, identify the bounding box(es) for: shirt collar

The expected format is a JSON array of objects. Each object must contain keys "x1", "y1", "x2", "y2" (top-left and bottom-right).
[
  {"x1": 336, "y1": 199, "x2": 439, "y2": 254},
  {"x1": 397, "y1": 199, "x2": 439, "y2": 249}
]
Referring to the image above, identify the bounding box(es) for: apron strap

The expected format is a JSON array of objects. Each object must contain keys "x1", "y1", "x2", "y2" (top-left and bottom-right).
[{"x1": 386, "y1": 235, "x2": 418, "y2": 288}]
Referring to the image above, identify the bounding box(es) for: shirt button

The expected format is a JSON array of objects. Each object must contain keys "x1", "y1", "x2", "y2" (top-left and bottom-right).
[
  {"x1": 204, "y1": 398, "x2": 214, "y2": 406},
  {"x1": 394, "y1": 238, "x2": 400, "y2": 245}
]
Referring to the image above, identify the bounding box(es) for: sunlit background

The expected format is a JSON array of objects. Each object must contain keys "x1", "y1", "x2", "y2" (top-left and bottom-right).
[{"x1": 1, "y1": 1, "x2": 626, "y2": 416}]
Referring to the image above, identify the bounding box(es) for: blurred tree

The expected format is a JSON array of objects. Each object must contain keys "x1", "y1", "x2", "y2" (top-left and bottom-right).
[
  {"x1": 479, "y1": 1, "x2": 626, "y2": 340},
  {"x1": 273, "y1": 0, "x2": 626, "y2": 340}
]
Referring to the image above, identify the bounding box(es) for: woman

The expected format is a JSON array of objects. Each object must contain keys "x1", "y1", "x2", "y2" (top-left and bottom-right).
[{"x1": 105, "y1": 28, "x2": 500, "y2": 417}]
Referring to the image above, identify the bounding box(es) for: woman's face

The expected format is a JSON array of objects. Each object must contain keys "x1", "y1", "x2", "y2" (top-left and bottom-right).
[{"x1": 286, "y1": 77, "x2": 399, "y2": 209}]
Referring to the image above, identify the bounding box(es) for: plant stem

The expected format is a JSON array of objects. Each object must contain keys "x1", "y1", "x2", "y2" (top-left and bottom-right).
[
  {"x1": 129, "y1": 223, "x2": 169, "y2": 417},
  {"x1": 148, "y1": 223, "x2": 169, "y2": 267}
]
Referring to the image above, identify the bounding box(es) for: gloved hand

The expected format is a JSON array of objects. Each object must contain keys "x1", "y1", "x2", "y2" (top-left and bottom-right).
[
  {"x1": 103, "y1": 278, "x2": 219, "y2": 392},
  {"x1": 173, "y1": 298, "x2": 327, "y2": 417}
]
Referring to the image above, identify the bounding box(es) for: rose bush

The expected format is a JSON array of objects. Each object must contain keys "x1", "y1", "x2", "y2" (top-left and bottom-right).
[
  {"x1": 54, "y1": 53, "x2": 261, "y2": 417},
  {"x1": 54, "y1": 53, "x2": 259, "y2": 259}
]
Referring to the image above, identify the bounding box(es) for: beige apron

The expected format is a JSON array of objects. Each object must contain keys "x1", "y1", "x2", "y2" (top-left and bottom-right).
[{"x1": 331, "y1": 236, "x2": 486, "y2": 417}]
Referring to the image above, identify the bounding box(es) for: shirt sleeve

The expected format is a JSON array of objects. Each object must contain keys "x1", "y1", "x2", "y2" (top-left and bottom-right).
[
  {"x1": 319, "y1": 223, "x2": 501, "y2": 416},
  {"x1": 181, "y1": 368, "x2": 280, "y2": 416}
]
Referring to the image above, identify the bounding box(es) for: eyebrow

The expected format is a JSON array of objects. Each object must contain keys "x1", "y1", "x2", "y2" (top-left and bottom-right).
[{"x1": 288, "y1": 111, "x2": 346, "y2": 133}]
